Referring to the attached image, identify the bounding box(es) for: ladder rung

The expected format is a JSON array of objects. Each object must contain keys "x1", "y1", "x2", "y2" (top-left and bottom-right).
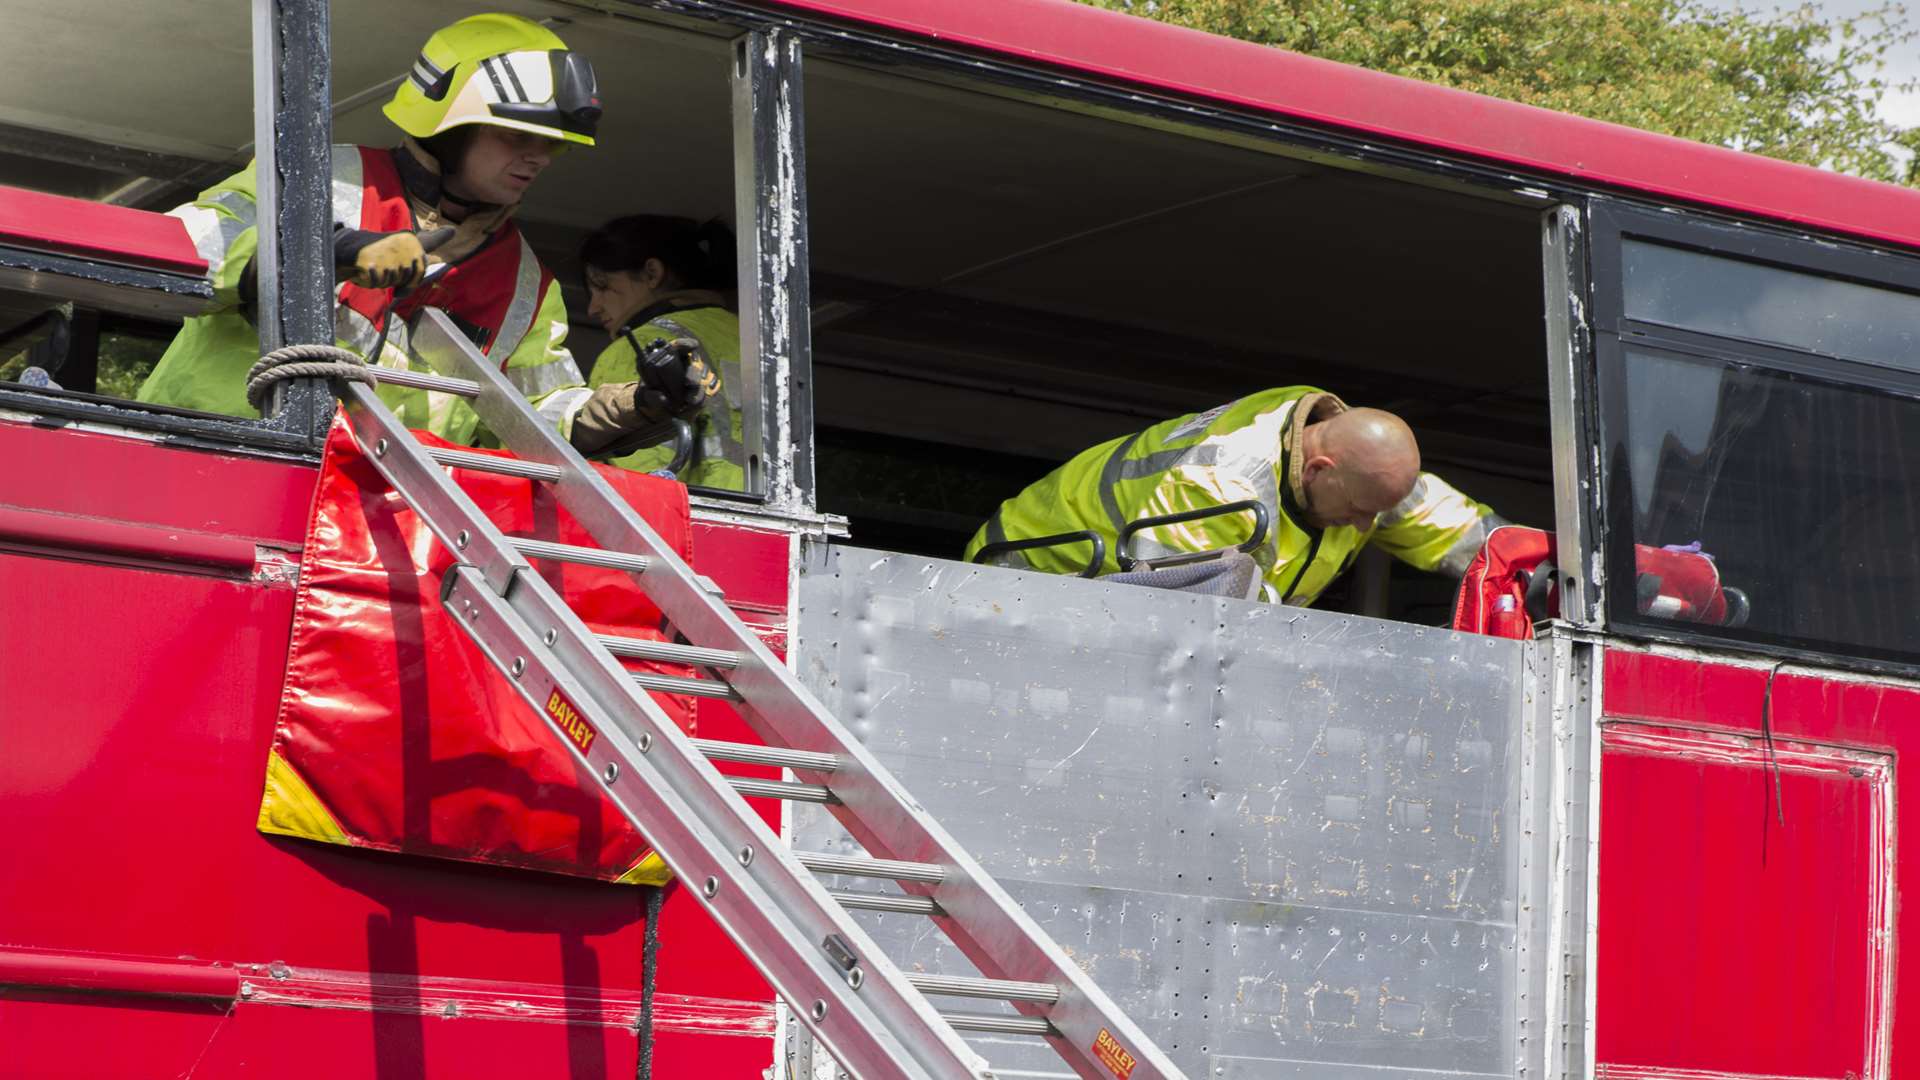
[
  {"x1": 365, "y1": 367, "x2": 481, "y2": 397},
  {"x1": 795, "y1": 852, "x2": 946, "y2": 885},
  {"x1": 729, "y1": 777, "x2": 837, "y2": 803},
  {"x1": 941, "y1": 1011, "x2": 1053, "y2": 1036},
  {"x1": 830, "y1": 890, "x2": 940, "y2": 916},
  {"x1": 907, "y1": 974, "x2": 1060, "y2": 1004},
  {"x1": 599, "y1": 634, "x2": 740, "y2": 669},
  {"x1": 632, "y1": 671, "x2": 742, "y2": 701},
  {"x1": 693, "y1": 738, "x2": 839, "y2": 773},
  {"x1": 427, "y1": 447, "x2": 563, "y2": 482},
  {"x1": 510, "y1": 538, "x2": 651, "y2": 574}
]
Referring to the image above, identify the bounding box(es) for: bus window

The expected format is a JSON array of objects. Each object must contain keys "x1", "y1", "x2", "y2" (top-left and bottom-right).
[
  {"x1": 1595, "y1": 202, "x2": 1920, "y2": 667},
  {"x1": 1623, "y1": 240, "x2": 1920, "y2": 373},
  {"x1": 0, "y1": 4, "x2": 762, "y2": 496},
  {"x1": 801, "y1": 57, "x2": 1555, "y2": 624}
]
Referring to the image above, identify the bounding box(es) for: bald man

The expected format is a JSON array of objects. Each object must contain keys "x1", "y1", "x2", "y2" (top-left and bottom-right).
[{"x1": 965, "y1": 387, "x2": 1504, "y2": 606}]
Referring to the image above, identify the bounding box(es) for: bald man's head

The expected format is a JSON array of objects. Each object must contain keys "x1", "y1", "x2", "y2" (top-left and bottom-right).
[{"x1": 1298, "y1": 407, "x2": 1421, "y2": 530}]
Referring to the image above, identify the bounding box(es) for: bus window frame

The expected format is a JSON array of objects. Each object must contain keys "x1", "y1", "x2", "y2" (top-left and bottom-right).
[
  {"x1": 1588, "y1": 196, "x2": 1920, "y2": 676},
  {"x1": 0, "y1": 0, "x2": 337, "y2": 457}
]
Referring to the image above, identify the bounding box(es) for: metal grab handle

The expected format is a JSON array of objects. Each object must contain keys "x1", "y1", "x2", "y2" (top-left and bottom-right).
[
  {"x1": 1116, "y1": 499, "x2": 1270, "y2": 571},
  {"x1": 591, "y1": 417, "x2": 696, "y2": 475},
  {"x1": 970, "y1": 529, "x2": 1106, "y2": 578}
]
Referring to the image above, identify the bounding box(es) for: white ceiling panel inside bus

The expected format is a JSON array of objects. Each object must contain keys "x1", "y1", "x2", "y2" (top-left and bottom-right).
[{"x1": 0, "y1": 0, "x2": 737, "y2": 226}]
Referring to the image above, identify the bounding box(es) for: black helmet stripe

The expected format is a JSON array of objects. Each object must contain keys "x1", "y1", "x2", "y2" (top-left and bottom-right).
[
  {"x1": 479, "y1": 56, "x2": 515, "y2": 103},
  {"x1": 497, "y1": 55, "x2": 531, "y2": 103}
]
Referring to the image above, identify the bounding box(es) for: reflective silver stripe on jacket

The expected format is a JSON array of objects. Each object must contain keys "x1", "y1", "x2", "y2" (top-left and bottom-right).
[
  {"x1": 170, "y1": 188, "x2": 260, "y2": 271},
  {"x1": 651, "y1": 314, "x2": 747, "y2": 471},
  {"x1": 535, "y1": 385, "x2": 594, "y2": 427},
  {"x1": 977, "y1": 508, "x2": 1033, "y2": 570},
  {"x1": 492, "y1": 237, "x2": 543, "y2": 359},
  {"x1": 1379, "y1": 475, "x2": 1431, "y2": 527},
  {"x1": 1435, "y1": 512, "x2": 1510, "y2": 577},
  {"x1": 335, "y1": 302, "x2": 409, "y2": 366},
  {"x1": 330, "y1": 145, "x2": 365, "y2": 227},
  {"x1": 505, "y1": 359, "x2": 582, "y2": 398}
]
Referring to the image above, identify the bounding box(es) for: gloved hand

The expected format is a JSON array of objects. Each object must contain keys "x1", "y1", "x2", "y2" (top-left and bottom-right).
[
  {"x1": 333, "y1": 226, "x2": 455, "y2": 289},
  {"x1": 569, "y1": 340, "x2": 722, "y2": 455},
  {"x1": 570, "y1": 381, "x2": 671, "y2": 455},
  {"x1": 637, "y1": 337, "x2": 722, "y2": 419}
]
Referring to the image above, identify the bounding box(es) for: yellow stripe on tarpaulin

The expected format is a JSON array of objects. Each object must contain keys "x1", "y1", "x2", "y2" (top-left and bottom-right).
[
  {"x1": 255, "y1": 749, "x2": 350, "y2": 845},
  {"x1": 615, "y1": 851, "x2": 674, "y2": 887}
]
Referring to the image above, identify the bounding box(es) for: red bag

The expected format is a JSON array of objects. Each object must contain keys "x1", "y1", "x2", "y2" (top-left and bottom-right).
[
  {"x1": 1452, "y1": 526, "x2": 1556, "y2": 640},
  {"x1": 1452, "y1": 527, "x2": 1749, "y2": 640},
  {"x1": 257, "y1": 413, "x2": 694, "y2": 884}
]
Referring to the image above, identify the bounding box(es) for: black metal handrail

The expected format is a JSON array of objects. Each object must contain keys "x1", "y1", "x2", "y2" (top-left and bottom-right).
[
  {"x1": 1116, "y1": 499, "x2": 1270, "y2": 571},
  {"x1": 970, "y1": 530, "x2": 1107, "y2": 578}
]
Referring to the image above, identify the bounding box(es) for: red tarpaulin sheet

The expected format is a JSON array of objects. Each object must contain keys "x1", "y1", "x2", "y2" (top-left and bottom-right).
[{"x1": 257, "y1": 414, "x2": 694, "y2": 884}]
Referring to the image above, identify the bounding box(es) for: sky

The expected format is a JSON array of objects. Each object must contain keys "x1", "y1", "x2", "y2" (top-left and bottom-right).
[{"x1": 1712, "y1": 0, "x2": 1920, "y2": 128}]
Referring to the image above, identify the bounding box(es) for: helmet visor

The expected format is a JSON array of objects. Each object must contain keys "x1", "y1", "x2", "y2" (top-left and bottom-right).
[{"x1": 474, "y1": 49, "x2": 601, "y2": 139}]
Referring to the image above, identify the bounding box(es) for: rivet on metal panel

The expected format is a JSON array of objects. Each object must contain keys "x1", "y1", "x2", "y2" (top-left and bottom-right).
[
  {"x1": 374, "y1": 438, "x2": 388, "y2": 457},
  {"x1": 456, "y1": 529, "x2": 469, "y2": 549},
  {"x1": 637, "y1": 732, "x2": 653, "y2": 753},
  {"x1": 739, "y1": 845, "x2": 755, "y2": 866},
  {"x1": 510, "y1": 657, "x2": 525, "y2": 678},
  {"x1": 811, "y1": 1000, "x2": 828, "y2": 1022},
  {"x1": 703, "y1": 876, "x2": 720, "y2": 898},
  {"x1": 604, "y1": 762, "x2": 620, "y2": 784},
  {"x1": 543, "y1": 628, "x2": 557, "y2": 646}
]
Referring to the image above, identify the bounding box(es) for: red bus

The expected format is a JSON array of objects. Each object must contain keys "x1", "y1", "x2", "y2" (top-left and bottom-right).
[{"x1": 5, "y1": 1, "x2": 1919, "y2": 1077}]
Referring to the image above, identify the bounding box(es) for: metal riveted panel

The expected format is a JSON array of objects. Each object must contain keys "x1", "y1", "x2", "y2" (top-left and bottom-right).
[{"x1": 791, "y1": 546, "x2": 1562, "y2": 1078}]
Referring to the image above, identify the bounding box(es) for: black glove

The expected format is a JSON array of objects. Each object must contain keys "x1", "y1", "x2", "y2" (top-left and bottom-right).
[
  {"x1": 569, "y1": 340, "x2": 722, "y2": 455},
  {"x1": 634, "y1": 336, "x2": 722, "y2": 419}
]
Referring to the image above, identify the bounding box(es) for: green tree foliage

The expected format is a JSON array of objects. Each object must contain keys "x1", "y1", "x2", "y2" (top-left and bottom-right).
[{"x1": 1079, "y1": 0, "x2": 1917, "y2": 183}]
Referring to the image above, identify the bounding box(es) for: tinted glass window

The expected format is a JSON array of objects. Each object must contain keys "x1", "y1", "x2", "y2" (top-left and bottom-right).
[
  {"x1": 1602, "y1": 345, "x2": 1920, "y2": 659},
  {"x1": 1623, "y1": 240, "x2": 1920, "y2": 372}
]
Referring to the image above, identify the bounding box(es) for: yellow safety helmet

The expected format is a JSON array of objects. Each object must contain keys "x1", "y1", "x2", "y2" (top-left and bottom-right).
[{"x1": 384, "y1": 13, "x2": 601, "y2": 147}]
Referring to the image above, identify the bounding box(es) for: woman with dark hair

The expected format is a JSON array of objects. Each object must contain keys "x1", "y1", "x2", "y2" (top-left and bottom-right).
[{"x1": 580, "y1": 214, "x2": 746, "y2": 490}]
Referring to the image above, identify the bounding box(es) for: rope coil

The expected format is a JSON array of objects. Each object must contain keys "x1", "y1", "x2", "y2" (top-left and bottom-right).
[{"x1": 245, "y1": 343, "x2": 375, "y2": 413}]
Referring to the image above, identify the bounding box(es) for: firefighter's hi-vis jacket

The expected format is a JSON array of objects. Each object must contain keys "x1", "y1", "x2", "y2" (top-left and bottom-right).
[
  {"x1": 965, "y1": 386, "x2": 1503, "y2": 606},
  {"x1": 137, "y1": 143, "x2": 590, "y2": 445}
]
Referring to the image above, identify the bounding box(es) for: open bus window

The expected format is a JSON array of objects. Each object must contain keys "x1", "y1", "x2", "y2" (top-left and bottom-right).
[
  {"x1": 801, "y1": 56, "x2": 1555, "y2": 623},
  {"x1": 0, "y1": 306, "x2": 171, "y2": 398},
  {"x1": 0, "y1": 3, "x2": 762, "y2": 495}
]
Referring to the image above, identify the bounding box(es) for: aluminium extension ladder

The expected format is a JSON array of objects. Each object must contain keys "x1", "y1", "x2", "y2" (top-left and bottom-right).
[{"x1": 329, "y1": 309, "x2": 1184, "y2": 1080}]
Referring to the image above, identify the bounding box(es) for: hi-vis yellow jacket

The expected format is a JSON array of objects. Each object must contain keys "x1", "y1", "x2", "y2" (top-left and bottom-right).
[
  {"x1": 136, "y1": 145, "x2": 590, "y2": 445},
  {"x1": 964, "y1": 386, "x2": 1502, "y2": 606},
  {"x1": 589, "y1": 301, "x2": 748, "y2": 491}
]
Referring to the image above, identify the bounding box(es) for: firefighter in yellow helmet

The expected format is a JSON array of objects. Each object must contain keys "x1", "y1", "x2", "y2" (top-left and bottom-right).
[
  {"x1": 138, "y1": 13, "x2": 716, "y2": 450},
  {"x1": 965, "y1": 388, "x2": 1506, "y2": 606}
]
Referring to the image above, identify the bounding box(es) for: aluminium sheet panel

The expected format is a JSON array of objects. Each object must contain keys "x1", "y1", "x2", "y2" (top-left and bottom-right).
[{"x1": 791, "y1": 546, "x2": 1535, "y2": 1079}]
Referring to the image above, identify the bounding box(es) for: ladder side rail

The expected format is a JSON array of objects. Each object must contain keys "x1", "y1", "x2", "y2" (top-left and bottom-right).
[
  {"x1": 334, "y1": 382, "x2": 987, "y2": 1080},
  {"x1": 409, "y1": 312, "x2": 1186, "y2": 1080}
]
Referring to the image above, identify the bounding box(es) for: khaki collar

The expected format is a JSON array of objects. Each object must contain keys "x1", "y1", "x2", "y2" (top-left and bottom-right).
[
  {"x1": 397, "y1": 138, "x2": 516, "y2": 265},
  {"x1": 1284, "y1": 391, "x2": 1348, "y2": 509}
]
